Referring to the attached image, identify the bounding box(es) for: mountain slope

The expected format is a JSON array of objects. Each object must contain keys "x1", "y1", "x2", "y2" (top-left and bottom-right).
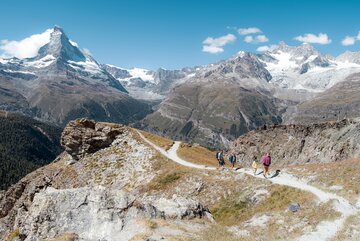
[
  {"x1": 0, "y1": 27, "x2": 151, "y2": 126},
  {"x1": 284, "y1": 72, "x2": 360, "y2": 123},
  {"x1": 0, "y1": 111, "x2": 63, "y2": 190},
  {"x1": 141, "y1": 52, "x2": 284, "y2": 149}
]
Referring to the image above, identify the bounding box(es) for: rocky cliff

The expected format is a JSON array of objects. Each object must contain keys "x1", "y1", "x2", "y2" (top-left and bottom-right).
[{"x1": 230, "y1": 118, "x2": 360, "y2": 166}]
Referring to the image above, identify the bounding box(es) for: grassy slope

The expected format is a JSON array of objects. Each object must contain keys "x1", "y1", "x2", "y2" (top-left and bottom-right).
[
  {"x1": 138, "y1": 129, "x2": 174, "y2": 151},
  {"x1": 177, "y1": 143, "x2": 219, "y2": 167}
]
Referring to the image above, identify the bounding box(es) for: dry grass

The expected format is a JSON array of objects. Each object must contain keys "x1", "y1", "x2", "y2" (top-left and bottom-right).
[
  {"x1": 211, "y1": 184, "x2": 316, "y2": 226},
  {"x1": 177, "y1": 143, "x2": 219, "y2": 167},
  {"x1": 143, "y1": 149, "x2": 194, "y2": 194},
  {"x1": 6, "y1": 229, "x2": 20, "y2": 241},
  {"x1": 147, "y1": 170, "x2": 187, "y2": 191},
  {"x1": 288, "y1": 158, "x2": 360, "y2": 203},
  {"x1": 199, "y1": 225, "x2": 238, "y2": 241},
  {"x1": 209, "y1": 183, "x2": 340, "y2": 240},
  {"x1": 138, "y1": 130, "x2": 174, "y2": 150}
]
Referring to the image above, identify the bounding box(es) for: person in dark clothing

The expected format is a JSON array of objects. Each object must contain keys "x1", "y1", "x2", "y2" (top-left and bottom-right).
[
  {"x1": 228, "y1": 153, "x2": 237, "y2": 168},
  {"x1": 216, "y1": 150, "x2": 225, "y2": 169}
]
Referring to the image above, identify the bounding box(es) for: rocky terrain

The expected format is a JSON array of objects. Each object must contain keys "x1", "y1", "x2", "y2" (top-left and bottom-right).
[
  {"x1": 0, "y1": 119, "x2": 216, "y2": 241},
  {"x1": 0, "y1": 111, "x2": 63, "y2": 190},
  {"x1": 230, "y1": 118, "x2": 360, "y2": 166},
  {"x1": 0, "y1": 27, "x2": 151, "y2": 126},
  {"x1": 2, "y1": 118, "x2": 359, "y2": 241}
]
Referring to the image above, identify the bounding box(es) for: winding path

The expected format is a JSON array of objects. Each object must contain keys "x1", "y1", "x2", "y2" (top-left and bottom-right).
[{"x1": 137, "y1": 130, "x2": 359, "y2": 241}]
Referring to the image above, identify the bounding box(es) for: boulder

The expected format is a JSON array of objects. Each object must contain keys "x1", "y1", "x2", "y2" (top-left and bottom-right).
[{"x1": 61, "y1": 118, "x2": 125, "y2": 160}]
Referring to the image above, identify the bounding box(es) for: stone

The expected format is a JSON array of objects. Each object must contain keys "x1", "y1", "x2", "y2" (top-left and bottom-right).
[
  {"x1": 288, "y1": 203, "x2": 300, "y2": 212},
  {"x1": 9, "y1": 186, "x2": 213, "y2": 241},
  {"x1": 61, "y1": 119, "x2": 125, "y2": 160}
]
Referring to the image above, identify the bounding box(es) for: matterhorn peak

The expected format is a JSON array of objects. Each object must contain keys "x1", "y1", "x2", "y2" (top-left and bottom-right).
[{"x1": 36, "y1": 26, "x2": 86, "y2": 62}]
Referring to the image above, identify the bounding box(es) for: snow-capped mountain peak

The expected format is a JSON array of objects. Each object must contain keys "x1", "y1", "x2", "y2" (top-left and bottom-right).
[
  {"x1": 36, "y1": 26, "x2": 86, "y2": 63},
  {"x1": 336, "y1": 51, "x2": 360, "y2": 64}
]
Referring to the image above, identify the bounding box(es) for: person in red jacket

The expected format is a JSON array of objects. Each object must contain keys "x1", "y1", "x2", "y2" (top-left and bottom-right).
[{"x1": 261, "y1": 153, "x2": 271, "y2": 178}]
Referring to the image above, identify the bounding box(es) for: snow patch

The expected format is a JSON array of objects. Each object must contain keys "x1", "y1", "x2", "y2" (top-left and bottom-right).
[
  {"x1": 25, "y1": 54, "x2": 56, "y2": 68},
  {"x1": 68, "y1": 59, "x2": 103, "y2": 74}
]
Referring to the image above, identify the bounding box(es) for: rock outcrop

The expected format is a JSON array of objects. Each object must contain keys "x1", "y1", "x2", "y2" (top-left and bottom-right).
[
  {"x1": 230, "y1": 118, "x2": 360, "y2": 165},
  {"x1": 15, "y1": 186, "x2": 211, "y2": 241},
  {"x1": 61, "y1": 118, "x2": 125, "y2": 160}
]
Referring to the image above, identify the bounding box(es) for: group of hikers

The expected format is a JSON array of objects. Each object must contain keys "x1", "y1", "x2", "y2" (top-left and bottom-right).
[{"x1": 216, "y1": 150, "x2": 272, "y2": 178}]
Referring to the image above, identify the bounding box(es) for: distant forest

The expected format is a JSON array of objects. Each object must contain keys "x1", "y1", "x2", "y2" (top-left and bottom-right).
[{"x1": 0, "y1": 111, "x2": 63, "y2": 190}]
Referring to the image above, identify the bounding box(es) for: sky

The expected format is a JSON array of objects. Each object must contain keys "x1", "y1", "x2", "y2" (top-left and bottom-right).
[{"x1": 1, "y1": 0, "x2": 360, "y2": 69}]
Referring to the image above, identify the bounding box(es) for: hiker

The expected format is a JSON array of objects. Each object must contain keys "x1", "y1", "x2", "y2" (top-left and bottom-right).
[
  {"x1": 216, "y1": 150, "x2": 225, "y2": 168},
  {"x1": 261, "y1": 153, "x2": 271, "y2": 178},
  {"x1": 252, "y1": 157, "x2": 258, "y2": 175},
  {"x1": 228, "y1": 153, "x2": 237, "y2": 168}
]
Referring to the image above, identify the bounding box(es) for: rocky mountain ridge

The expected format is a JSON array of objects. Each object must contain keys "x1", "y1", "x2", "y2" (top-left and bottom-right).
[{"x1": 230, "y1": 118, "x2": 360, "y2": 166}]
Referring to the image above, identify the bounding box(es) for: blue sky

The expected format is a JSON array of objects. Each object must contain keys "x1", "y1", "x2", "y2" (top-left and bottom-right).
[{"x1": 1, "y1": 0, "x2": 360, "y2": 69}]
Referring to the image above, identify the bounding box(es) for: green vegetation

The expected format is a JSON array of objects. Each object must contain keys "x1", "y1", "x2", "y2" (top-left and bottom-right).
[{"x1": 0, "y1": 111, "x2": 63, "y2": 190}]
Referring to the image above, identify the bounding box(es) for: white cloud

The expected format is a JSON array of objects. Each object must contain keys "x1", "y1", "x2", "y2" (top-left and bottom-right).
[
  {"x1": 243, "y1": 35, "x2": 269, "y2": 44},
  {"x1": 202, "y1": 45, "x2": 224, "y2": 54},
  {"x1": 0, "y1": 29, "x2": 53, "y2": 58},
  {"x1": 244, "y1": 36, "x2": 253, "y2": 43},
  {"x1": 203, "y1": 34, "x2": 236, "y2": 47},
  {"x1": 294, "y1": 33, "x2": 331, "y2": 45},
  {"x1": 238, "y1": 27, "x2": 262, "y2": 35},
  {"x1": 341, "y1": 36, "x2": 356, "y2": 46},
  {"x1": 357, "y1": 31, "x2": 360, "y2": 40},
  {"x1": 256, "y1": 35, "x2": 269, "y2": 43},
  {"x1": 256, "y1": 45, "x2": 277, "y2": 52},
  {"x1": 202, "y1": 33, "x2": 236, "y2": 54}
]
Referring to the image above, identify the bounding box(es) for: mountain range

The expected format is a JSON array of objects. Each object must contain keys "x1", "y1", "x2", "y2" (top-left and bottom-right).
[
  {"x1": 1, "y1": 27, "x2": 360, "y2": 148},
  {"x1": 141, "y1": 43, "x2": 360, "y2": 148}
]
